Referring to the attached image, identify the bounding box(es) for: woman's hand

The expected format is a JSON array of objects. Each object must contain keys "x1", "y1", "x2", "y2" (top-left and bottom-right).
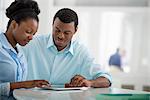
[{"x1": 10, "y1": 80, "x2": 50, "y2": 90}]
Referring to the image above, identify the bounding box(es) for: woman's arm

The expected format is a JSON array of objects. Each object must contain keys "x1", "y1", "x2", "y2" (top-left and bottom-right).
[{"x1": 10, "y1": 80, "x2": 50, "y2": 90}]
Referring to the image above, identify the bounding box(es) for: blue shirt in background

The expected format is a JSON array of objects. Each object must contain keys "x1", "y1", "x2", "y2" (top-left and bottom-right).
[
  {"x1": 21, "y1": 34, "x2": 112, "y2": 85},
  {"x1": 109, "y1": 52, "x2": 121, "y2": 68},
  {"x1": 0, "y1": 32, "x2": 27, "y2": 96}
]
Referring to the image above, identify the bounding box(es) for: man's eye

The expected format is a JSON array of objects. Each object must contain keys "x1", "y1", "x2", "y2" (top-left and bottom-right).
[
  {"x1": 55, "y1": 30, "x2": 60, "y2": 33},
  {"x1": 64, "y1": 32, "x2": 71, "y2": 35},
  {"x1": 64, "y1": 32, "x2": 69, "y2": 35}
]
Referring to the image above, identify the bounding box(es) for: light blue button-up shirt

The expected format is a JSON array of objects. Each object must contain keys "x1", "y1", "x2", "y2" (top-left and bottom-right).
[
  {"x1": 21, "y1": 34, "x2": 112, "y2": 85},
  {"x1": 0, "y1": 32, "x2": 27, "y2": 96}
]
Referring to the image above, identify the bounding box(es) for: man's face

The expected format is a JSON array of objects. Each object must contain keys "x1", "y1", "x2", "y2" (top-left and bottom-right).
[{"x1": 52, "y1": 18, "x2": 77, "y2": 51}]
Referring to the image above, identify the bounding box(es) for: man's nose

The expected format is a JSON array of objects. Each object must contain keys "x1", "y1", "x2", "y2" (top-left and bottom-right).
[{"x1": 58, "y1": 32, "x2": 64, "y2": 39}]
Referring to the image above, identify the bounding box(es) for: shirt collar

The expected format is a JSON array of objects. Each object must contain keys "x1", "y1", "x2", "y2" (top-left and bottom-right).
[
  {"x1": 47, "y1": 34, "x2": 74, "y2": 55},
  {"x1": 0, "y1": 32, "x2": 21, "y2": 56}
]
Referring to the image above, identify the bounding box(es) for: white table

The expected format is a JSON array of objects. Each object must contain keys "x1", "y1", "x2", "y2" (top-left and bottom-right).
[{"x1": 13, "y1": 87, "x2": 150, "y2": 100}]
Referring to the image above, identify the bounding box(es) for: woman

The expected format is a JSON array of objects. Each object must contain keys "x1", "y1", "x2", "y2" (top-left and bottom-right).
[{"x1": 0, "y1": 0, "x2": 49, "y2": 96}]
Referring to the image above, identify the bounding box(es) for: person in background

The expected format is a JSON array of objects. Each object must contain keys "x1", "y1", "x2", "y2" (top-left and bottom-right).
[
  {"x1": 109, "y1": 48, "x2": 127, "y2": 72},
  {"x1": 22, "y1": 8, "x2": 112, "y2": 88},
  {"x1": 0, "y1": 0, "x2": 49, "y2": 96}
]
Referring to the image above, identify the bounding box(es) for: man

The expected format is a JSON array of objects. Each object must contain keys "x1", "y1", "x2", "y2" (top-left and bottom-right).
[
  {"x1": 109, "y1": 48, "x2": 122, "y2": 68},
  {"x1": 109, "y1": 48, "x2": 127, "y2": 72},
  {"x1": 22, "y1": 8, "x2": 112, "y2": 87}
]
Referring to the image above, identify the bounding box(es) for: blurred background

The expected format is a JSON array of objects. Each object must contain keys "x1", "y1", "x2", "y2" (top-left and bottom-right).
[{"x1": 0, "y1": 0, "x2": 150, "y2": 91}]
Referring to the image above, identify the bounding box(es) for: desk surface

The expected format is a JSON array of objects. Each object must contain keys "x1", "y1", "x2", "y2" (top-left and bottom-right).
[{"x1": 13, "y1": 87, "x2": 150, "y2": 100}]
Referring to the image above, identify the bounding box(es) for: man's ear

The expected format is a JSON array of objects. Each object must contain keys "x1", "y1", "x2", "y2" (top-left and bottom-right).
[{"x1": 75, "y1": 26, "x2": 78, "y2": 33}]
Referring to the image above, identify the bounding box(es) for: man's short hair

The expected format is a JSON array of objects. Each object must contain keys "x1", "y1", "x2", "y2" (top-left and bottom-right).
[{"x1": 53, "y1": 8, "x2": 78, "y2": 29}]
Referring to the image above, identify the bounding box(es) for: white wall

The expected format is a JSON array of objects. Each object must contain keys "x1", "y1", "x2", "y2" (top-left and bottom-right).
[
  {"x1": 34, "y1": 0, "x2": 53, "y2": 34},
  {"x1": 0, "y1": 0, "x2": 12, "y2": 31}
]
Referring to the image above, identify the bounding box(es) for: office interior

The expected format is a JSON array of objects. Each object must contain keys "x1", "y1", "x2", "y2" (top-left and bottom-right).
[{"x1": 0, "y1": 0, "x2": 150, "y2": 92}]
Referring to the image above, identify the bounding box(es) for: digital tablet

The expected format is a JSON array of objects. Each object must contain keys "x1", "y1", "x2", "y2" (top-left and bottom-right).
[{"x1": 41, "y1": 85, "x2": 89, "y2": 91}]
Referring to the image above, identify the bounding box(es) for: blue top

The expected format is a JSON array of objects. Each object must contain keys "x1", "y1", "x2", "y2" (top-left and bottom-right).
[
  {"x1": 109, "y1": 52, "x2": 121, "y2": 68},
  {"x1": 21, "y1": 34, "x2": 112, "y2": 85},
  {"x1": 0, "y1": 32, "x2": 27, "y2": 96}
]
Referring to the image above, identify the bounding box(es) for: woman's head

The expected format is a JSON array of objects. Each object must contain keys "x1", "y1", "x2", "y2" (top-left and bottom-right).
[{"x1": 5, "y1": 0, "x2": 40, "y2": 47}]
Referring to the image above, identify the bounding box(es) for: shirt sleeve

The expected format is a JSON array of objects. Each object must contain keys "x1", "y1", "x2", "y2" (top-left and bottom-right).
[
  {"x1": 0, "y1": 82, "x2": 10, "y2": 96},
  {"x1": 80, "y1": 46, "x2": 112, "y2": 85},
  {"x1": 90, "y1": 64, "x2": 112, "y2": 85}
]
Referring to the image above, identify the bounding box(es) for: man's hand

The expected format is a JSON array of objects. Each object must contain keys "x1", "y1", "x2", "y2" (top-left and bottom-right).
[
  {"x1": 65, "y1": 75, "x2": 111, "y2": 88},
  {"x1": 65, "y1": 75, "x2": 92, "y2": 87}
]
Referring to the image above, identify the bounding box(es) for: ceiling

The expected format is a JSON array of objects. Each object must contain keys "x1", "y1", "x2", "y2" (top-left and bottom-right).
[{"x1": 54, "y1": 0, "x2": 150, "y2": 7}]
